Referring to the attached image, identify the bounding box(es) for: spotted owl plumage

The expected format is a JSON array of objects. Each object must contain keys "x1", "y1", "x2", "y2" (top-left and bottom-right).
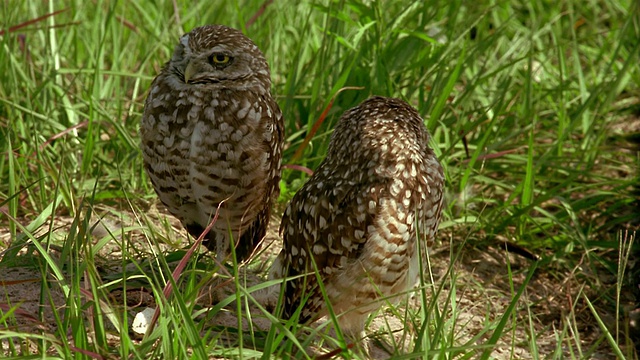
[
  {"x1": 270, "y1": 96, "x2": 444, "y2": 343},
  {"x1": 140, "y1": 25, "x2": 284, "y2": 261}
]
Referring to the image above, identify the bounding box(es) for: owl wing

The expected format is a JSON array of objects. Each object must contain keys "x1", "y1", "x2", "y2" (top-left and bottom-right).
[
  {"x1": 233, "y1": 95, "x2": 285, "y2": 260},
  {"x1": 279, "y1": 164, "x2": 388, "y2": 321},
  {"x1": 266, "y1": 95, "x2": 285, "y2": 201}
]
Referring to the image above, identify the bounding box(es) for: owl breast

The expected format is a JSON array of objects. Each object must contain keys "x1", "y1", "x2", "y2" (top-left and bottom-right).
[{"x1": 141, "y1": 82, "x2": 277, "y2": 243}]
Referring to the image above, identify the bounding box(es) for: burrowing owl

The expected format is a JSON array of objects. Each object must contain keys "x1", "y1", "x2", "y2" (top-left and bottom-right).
[
  {"x1": 270, "y1": 96, "x2": 444, "y2": 347},
  {"x1": 140, "y1": 25, "x2": 283, "y2": 262}
]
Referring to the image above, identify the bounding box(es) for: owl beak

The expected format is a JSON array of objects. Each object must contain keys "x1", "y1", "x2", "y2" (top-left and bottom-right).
[{"x1": 184, "y1": 61, "x2": 196, "y2": 83}]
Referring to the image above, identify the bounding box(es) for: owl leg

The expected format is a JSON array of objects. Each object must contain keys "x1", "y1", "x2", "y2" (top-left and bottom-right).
[
  {"x1": 185, "y1": 223, "x2": 204, "y2": 242},
  {"x1": 248, "y1": 252, "x2": 284, "y2": 311},
  {"x1": 186, "y1": 222, "x2": 230, "y2": 265},
  {"x1": 185, "y1": 223, "x2": 216, "y2": 249},
  {"x1": 337, "y1": 312, "x2": 371, "y2": 356},
  {"x1": 234, "y1": 206, "x2": 269, "y2": 262}
]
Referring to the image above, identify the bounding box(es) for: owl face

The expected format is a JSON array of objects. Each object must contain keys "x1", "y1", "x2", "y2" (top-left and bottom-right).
[{"x1": 165, "y1": 25, "x2": 271, "y2": 92}]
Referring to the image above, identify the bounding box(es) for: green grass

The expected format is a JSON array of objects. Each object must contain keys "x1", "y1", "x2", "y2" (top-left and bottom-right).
[{"x1": 1, "y1": 0, "x2": 639, "y2": 359}]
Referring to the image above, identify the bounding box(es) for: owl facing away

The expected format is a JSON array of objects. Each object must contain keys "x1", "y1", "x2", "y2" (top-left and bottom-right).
[
  {"x1": 269, "y1": 96, "x2": 444, "y2": 349},
  {"x1": 140, "y1": 25, "x2": 284, "y2": 262}
]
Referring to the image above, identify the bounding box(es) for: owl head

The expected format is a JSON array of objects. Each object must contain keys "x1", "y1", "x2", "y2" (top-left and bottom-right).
[
  {"x1": 327, "y1": 96, "x2": 432, "y2": 168},
  {"x1": 165, "y1": 25, "x2": 272, "y2": 92}
]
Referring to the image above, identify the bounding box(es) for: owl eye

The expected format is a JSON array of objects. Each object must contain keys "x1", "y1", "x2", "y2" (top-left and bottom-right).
[{"x1": 209, "y1": 53, "x2": 232, "y2": 65}]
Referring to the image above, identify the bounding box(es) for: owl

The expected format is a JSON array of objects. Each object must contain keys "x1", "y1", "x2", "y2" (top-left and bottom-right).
[
  {"x1": 270, "y1": 96, "x2": 444, "y2": 350},
  {"x1": 140, "y1": 25, "x2": 284, "y2": 262}
]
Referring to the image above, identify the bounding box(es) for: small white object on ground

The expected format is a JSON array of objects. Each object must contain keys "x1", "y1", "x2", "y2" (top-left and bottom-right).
[{"x1": 132, "y1": 307, "x2": 156, "y2": 336}]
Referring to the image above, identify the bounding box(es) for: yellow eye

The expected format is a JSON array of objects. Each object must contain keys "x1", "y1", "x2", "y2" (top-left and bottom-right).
[{"x1": 209, "y1": 54, "x2": 231, "y2": 65}]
